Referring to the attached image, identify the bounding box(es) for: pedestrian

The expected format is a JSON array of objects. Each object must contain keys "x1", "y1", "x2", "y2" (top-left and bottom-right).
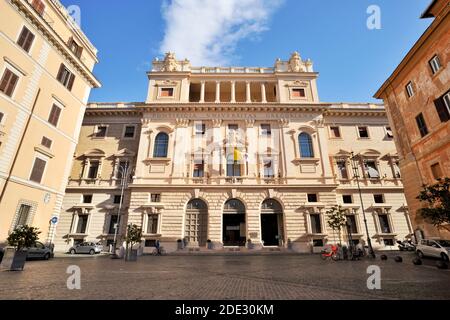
[{"x1": 155, "y1": 239, "x2": 161, "y2": 255}]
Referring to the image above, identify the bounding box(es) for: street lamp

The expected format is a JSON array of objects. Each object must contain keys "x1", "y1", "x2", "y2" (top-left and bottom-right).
[
  {"x1": 111, "y1": 162, "x2": 129, "y2": 259},
  {"x1": 350, "y1": 152, "x2": 376, "y2": 258}
]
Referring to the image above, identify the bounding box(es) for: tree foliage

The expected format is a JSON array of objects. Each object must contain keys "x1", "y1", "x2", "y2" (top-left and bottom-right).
[
  {"x1": 326, "y1": 205, "x2": 347, "y2": 244},
  {"x1": 7, "y1": 225, "x2": 41, "y2": 251},
  {"x1": 417, "y1": 178, "x2": 450, "y2": 226},
  {"x1": 125, "y1": 224, "x2": 142, "y2": 248}
]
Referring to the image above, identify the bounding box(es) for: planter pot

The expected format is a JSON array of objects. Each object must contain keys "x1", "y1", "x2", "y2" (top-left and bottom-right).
[
  {"x1": 0, "y1": 248, "x2": 27, "y2": 271},
  {"x1": 125, "y1": 249, "x2": 138, "y2": 262}
]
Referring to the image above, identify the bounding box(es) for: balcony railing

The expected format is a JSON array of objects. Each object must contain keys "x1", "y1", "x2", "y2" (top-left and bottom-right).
[{"x1": 191, "y1": 67, "x2": 275, "y2": 74}]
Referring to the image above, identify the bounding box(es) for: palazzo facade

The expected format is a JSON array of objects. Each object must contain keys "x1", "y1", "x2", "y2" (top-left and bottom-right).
[{"x1": 54, "y1": 53, "x2": 412, "y2": 253}]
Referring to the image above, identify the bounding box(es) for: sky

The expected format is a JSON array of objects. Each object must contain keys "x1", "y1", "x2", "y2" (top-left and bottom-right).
[{"x1": 60, "y1": 0, "x2": 433, "y2": 103}]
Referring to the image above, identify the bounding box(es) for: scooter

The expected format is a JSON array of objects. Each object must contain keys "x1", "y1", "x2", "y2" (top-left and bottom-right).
[{"x1": 397, "y1": 240, "x2": 416, "y2": 251}]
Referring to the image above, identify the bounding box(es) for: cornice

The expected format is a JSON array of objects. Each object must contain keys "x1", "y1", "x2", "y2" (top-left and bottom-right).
[
  {"x1": 11, "y1": 0, "x2": 101, "y2": 88},
  {"x1": 85, "y1": 108, "x2": 142, "y2": 117}
]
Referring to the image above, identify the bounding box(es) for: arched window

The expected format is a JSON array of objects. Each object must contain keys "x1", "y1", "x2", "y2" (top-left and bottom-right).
[
  {"x1": 153, "y1": 133, "x2": 169, "y2": 158},
  {"x1": 261, "y1": 199, "x2": 282, "y2": 212},
  {"x1": 299, "y1": 133, "x2": 314, "y2": 158}
]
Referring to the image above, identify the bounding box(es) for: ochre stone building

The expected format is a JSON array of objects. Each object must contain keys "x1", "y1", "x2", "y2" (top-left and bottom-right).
[{"x1": 375, "y1": 0, "x2": 449, "y2": 239}]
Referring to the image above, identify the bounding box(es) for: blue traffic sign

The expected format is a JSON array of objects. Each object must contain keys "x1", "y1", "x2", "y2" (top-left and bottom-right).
[{"x1": 51, "y1": 217, "x2": 58, "y2": 224}]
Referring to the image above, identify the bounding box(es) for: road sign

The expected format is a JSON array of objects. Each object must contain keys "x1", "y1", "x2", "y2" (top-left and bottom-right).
[{"x1": 51, "y1": 217, "x2": 58, "y2": 225}]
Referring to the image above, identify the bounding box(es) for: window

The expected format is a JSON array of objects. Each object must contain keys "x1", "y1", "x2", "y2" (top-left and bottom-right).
[
  {"x1": 261, "y1": 124, "x2": 271, "y2": 136},
  {"x1": 30, "y1": 157, "x2": 46, "y2": 183},
  {"x1": 434, "y1": 91, "x2": 450, "y2": 123},
  {"x1": 431, "y1": 163, "x2": 443, "y2": 180},
  {"x1": 307, "y1": 194, "x2": 318, "y2": 203},
  {"x1": 365, "y1": 161, "x2": 380, "y2": 179},
  {"x1": 193, "y1": 161, "x2": 204, "y2": 178},
  {"x1": 82, "y1": 195, "x2": 93, "y2": 204},
  {"x1": 0, "y1": 112, "x2": 3, "y2": 123},
  {"x1": 374, "y1": 194, "x2": 384, "y2": 204},
  {"x1": 343, "y1": 195, "x2": 353, "y2": 204},
  {"x1": 228, "y1": 124, "x2": 238, "y2": 132},
  {"x1": 416, "y1": 113, "x2": 429, "y2": 137},
  {"x1": 310, "y1": 214, "x2": 322, "y2": 234},
  {"x1": 346, "y1": 215, "x2": 358, "y2": 234},
  {"x1": 385, "y1": 126, "x2": 394, "y2": 139},
  {"x1": 87, "y1": 161, "x2": 99, "y2": 179},
  {"x1": 123, "y1": 125, "x2": 135, "y2": 138},
  {"x1": 76, "y1": 215, "x2": 89, "y2": 234},
  {"x1": 227, "y1": 157, "x2": 241, "y2": 177},
  {"x1": 384, "y1": 239, "x2": 394, "y2": 246},
  {"x1": 113, "y1": 195, "x2": 122, "y2": 204},
  {"x1": 195, "y1": 123, "x2": 206, "y2": 136},
  {"x1": 299, "y1": 133, "x2": 314, "y2": 158},
  {"x1": 95, "y1": 126, "x2": 107, "y2": 138},
  {"x1": 147, "y1": 215, "x2": 159, "y2": 234},
  {"x1": 151, "y1": 194, "x2": 161, "y2": 203},
  {"x1": 17, "y1": 26, "x2": 35, "y2": 53},
  {"x1": 15, "y1": 204, "x2": 31, "y2": 228},
  {"x1": 68, "y1": 38, "x2": 83, "y2": 58},
  {"x1": 153, "y1": 132, "x2": 169, "y2": 158},
  {"x1": 160, "y1": 88, "x2": 174, "y2": 97},
  {"x1": 358, "y1": 126, "x2": 369, "y2": 138},
  {"x1": 393, "y1": 161, "x2": 401, "y2": 178},
  {"x1": 429, "y1": 55, "x2": 441, "y2": 74},
  {"x1": 109, "y1": 215, "x2": 118, "y2": 234},
  {"x1": 48, "y1": 104, "x2": 61, "y2": 127},
  {"x1": 41, "y1": 136, "x2": 52, "y2": 149},
  {"x1": 0, "y1": 68, "x2": 19, "y2": 97},
  {"x1": 378, "y1": 215, "x2": 391, "y2": 234},
  {"x1": 337, "y1": 161, "x2": 349, "y2": 179},
  {"x1": 31, "y1": 0, "x2": 45, "y2": 16},
  {"x1": 330, "y1": 126, "x2": 341, "y2": 138},
  {"x1": 292, "y1": 88, "x2": 306, "y2": 98},
  {"x1": 263, "y1": 159, "x2": 274, "y2": 178},
  {"x1": 56, "y1": 64, "x2": 75, "y2": 90},
  {"x1": 406, "y1": 82, "x2": 414, "y2": 98},
  {"x1": 117, "y1": 161, "x2": 129, "y2": 179},
  {"x1": 313, "y1": 239, "x2": 323, "y2": 247}
]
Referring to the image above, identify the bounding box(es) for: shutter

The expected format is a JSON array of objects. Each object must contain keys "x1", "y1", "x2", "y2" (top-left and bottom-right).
[
  {"x1": 17, "y1": 28, "x2": 27, "y2": 48},
  {"x1": 76, "y1": 45, "x2": 83, "y2": 58},
  {"x1": 56, "y1": 64, "x2": 64, "y2": 82},
  {"x1": 67, "y1": 73, "x2": 75, "y2": 91},
  {"x1": 0, "y1": 70, "x2": 12, "y2": 93},
  {"x1": 30, "y1": 158, "x2": 46, "y2": 183},
  {"x1": 5, "y1": 73, "x2": 18, "y2": 97},
  {"x1": 24, "y1": 32, "x2": 35, "y2": 52},
  {"x1": 434, "y1": 97, "x2": 450, "y2": 122}
]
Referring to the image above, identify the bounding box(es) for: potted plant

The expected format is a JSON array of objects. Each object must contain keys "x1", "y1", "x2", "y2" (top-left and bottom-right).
[
  {"x1": 124, "y1": 224, "x2": 142, "y2": 262},
  {"x1": 1, "y1": 225, "x2": 40, "y2": 271},
  {"x1": 207, "y1": 240, "x2": 213, "y2": 250}
]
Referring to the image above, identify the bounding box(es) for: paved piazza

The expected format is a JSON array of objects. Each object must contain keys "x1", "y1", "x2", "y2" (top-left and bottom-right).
[{"x1": 1, "y1": 252, "x2": 449, "y2": 300}]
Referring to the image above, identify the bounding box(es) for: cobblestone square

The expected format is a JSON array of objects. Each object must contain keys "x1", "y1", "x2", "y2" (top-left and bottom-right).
[{"x1": 1, "y1": 252, "x2": 449, "y2": 300}]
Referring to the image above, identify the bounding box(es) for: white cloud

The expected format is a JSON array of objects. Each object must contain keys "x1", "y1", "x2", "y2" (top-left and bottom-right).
[{"x1": 159, "y1": 0, "x2": 283, "y2": 66}]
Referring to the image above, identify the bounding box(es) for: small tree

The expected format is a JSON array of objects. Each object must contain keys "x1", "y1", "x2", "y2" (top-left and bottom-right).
[
  {"x1": 7, "y1": 225, "x2": 41, "y2": 251},
  {"x1": 326, "y1": 206, "x2": 347, "y2": 245},
  {"x1": 125, "y1": 224, "x2": 142, "y2": 251},
  {"x1": 417, "y1": 178, "x2": 450, "y2": 228}
]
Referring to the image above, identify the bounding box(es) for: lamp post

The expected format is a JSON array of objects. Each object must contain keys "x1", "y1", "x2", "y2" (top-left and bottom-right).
[
  {"x1": 111, "y1": 162, "x2": 129, "y2": 258},
  {"x1": 350, "y1": 152, "x2": 376, "y2": 258}
]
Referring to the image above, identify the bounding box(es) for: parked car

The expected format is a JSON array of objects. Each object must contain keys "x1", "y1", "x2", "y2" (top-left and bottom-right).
[
  {"x1": 69, "y1": 242, "x2": 103, "y2": 255},
  {"x1": 26, "y1": 241, "x2": 53, "y2": 261},
  {"x1": 416, "y1": 239, "x2": 450, "y2": 261}
]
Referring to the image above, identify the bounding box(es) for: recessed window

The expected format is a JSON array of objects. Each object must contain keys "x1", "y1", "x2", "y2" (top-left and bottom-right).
[
  {"x1": 313, "y1": 239, "x2": 323, "y2": 247},
  {"x1": 431, "y1": 163, "x2": 443, "y2": 180},
  {"x1": 358, "y1": 126, "x2": 369, "y2": 139},
  {"x1": 263, "y1": 159, "x2": 274, "y2": 178},
  {"x1": 195, "y1": 123, "x2": 206, "y2": 135},
  {"x1": 31, "y1": 0, "x2": 46, "y2": 16},
  {"x1": 48, "y1": 104, "x2": 61, "y2": 127},
  {"x1": 109, "y1": 215, "x2": 118, "y2": 235},
  {"x1": 160, "y1": 88, "x2": 174, "y2": 97},
  {"x1": 346, "y1": 215, "x2": 358, "y2": 234},
  {"x1": 76, "y1": 215, "x2": 89, "y2": 234},
  {"x1": 292, "y1": 88, "x2": 305, "y2": 98},
  {"x1": 434, "y1": 91, "x2": 450, "y2": 123},
  {"x1": 56, "y1": 64, "x2": 75, "y2": 91},
  {"x1": 151, "y1": 194, "x2": 161, "y2": 203},
  {"x1": 117, "y1": 161, "x2": 129, "y2": 179},
  {"x1": 123, "y1": 126, "x2": 135, "y2": 138},
  {"x1": 378, "y1": 215, "x2": 391, "y2": 234},
  {"x1": 14, "y1": 204, "x2": 31, "y2": 229},
  {"x1": 153, "y1": 132, "x2": 169, "y2": 158},
  {"x1": 429, "y1": 55, "x2": 441, "y2": 74},
  {"x1": 384, "y1": 239, "x2": 394, "y2": 246},
  {"x1": 406, "y1": 82, "x2": 414, "y2": 98},
  {"x1": 299, "y1": 133, "x2": 314, "y2": 158},
  {"x1": 193, "y1": 161, "x2": 204, "y2": 178},
  {"x1": 330, "y1": 126, "x2": 341, "y2": 138},
  {"x1": 365, "y1": 161, "x2": 380, "y2": 179},
  {"x1": 228, "y1": 124, "x2": 239, "y2": 132},
  {"x1": 342, "y1": 195, "x2": 353, "y2": 204},
  {"x1": 113, "y1": 195, "x2": 123, "y2": 204},
  {"x1": 41, "y1": 136, "x2": 52, "y2": 149},
  {"x1": 87, "y1": 161, "x2": 99, "y2": 179},
  {"x1": 0, "y1": 112, "x2": 4, "y2": 123},
  {"x1": 147, "y1": 214, "x2": 159, "y2": 234},
  {"x1": 310, "y1": 214, "x2": 322, "y2": 234},
  {"x1": 261, "y1": 124, "x2": 271, "y2": 136},
  {"x1": 374, "y1": 194, "x2": 384, "y2": 204},
  {"x1": 68, "y1": 38, "x2": 83, "y2": 58},
  {"x1": 83, "y1": 195, "x2": 93, "y2": 204},
  {"x1": 95, "y1": 126, "x2": 107, "y2": 138},
  {"x1": 337, "y1": 161, "x2": 349, "y2": 179},
  {"x1": 385, "y1": 126, "x2": 394, "y2": 139},
  {"x1": 307, "y1": 194, "x2": 318, "y2": 203},
  {"x1": 17, "y1": 26, "x2": 35, "y2": 53},
  {"x1": 30, "y1": 157, "x2": 46, "y2": 184},
  {"x1": 0, "y1": 68, "x2": 19, "y2": 98},
  {"x1": 416, "y1": 113, "x2": 429, "y2": 137}
]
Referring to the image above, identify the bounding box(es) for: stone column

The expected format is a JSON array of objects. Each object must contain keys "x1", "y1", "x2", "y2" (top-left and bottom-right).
[
  {"x1": 215, "y1": 81, "x2": 221, "y2": 103},
  {"x1": 261, "y1": 83, "x2": 267, "y2": 103},
  {"x1": 230, "y1": 81, "x2": 236, "y2": 103},
  {"x1": 200, "y1": 81, "x2": 205, "y2": 103},
  {"x1": 246, "y1": 81, "x2": 251, "y2": 103}
]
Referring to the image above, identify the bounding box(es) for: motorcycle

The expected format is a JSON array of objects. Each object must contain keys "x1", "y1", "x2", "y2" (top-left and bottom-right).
[{"x1": 397, "y1": 240, "x2": 416, "y2": 252}]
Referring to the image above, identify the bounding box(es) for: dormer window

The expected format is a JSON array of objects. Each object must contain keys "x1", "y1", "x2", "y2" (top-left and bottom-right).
[
  {"x1": 160, "y1": 88, "x2": 174, "y2": 97},
  {"x1": 292, "y1": 88, "x2": 305, "y2": 98},
  {"x1": 68, "y1": 38, "x2": 83, "y2": 58},
  {"x1": 31, "y1": 0, "x2": 45, "y2": 16}
]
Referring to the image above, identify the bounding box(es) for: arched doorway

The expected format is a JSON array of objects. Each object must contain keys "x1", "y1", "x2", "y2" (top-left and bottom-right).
[
  {"x1": 261, "y1": 199, "x2": 284, "y2": 246},
  {"x1": 184, "y1": 199, "x2": 208, "y2": 247},
  {"x1": 223, "y1": 199, "x2": 246, "y2": 246}
]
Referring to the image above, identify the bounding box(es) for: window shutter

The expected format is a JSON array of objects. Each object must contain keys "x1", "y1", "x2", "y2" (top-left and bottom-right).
[
  {"x1": 30, "y1": 158, "x2": 46, "y2": 183},
  {"x1": 67, "y1": 73, "x2": 75, "y2": 91},
  {"x1": 17, "y1": 28, "x2": 28, "y2": 48},
  {"x1": 5, "y1": 72, "x2": 18, "y2": 97},
  {"x1": 76, "y1": 45, "x2": 83, "y2": 58},
  {"x1": 0, "y1": 70, "x2": 12, "y2": 93},
  {"x1": 434, "y1": 97, "x2": 450, "y2": 122},
  {"x1": 56, "y1": 64, "x2": 64, "y2": 82},
  {"x1": 24, "y1": 32, "x2": 35, "y2": 52}
]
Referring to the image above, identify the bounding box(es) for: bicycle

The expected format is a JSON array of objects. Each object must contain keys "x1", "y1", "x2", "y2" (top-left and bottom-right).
[
  {"x1": 152, "y1": 247, "x2": 166, "y2": 256},
  {"x1": 321, "y1": 244, "x2": 340, "y2": 261}
]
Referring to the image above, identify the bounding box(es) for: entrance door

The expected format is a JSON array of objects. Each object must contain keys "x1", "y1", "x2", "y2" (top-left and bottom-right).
[
  {"x1": 261, "y1": 214, "x2": 279, "y2": 246},
  {"x1": 223, "y1": 199, "x2": 246, "y2": 246}
]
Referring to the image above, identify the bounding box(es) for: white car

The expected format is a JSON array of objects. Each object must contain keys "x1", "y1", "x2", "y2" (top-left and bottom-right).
[{"x1": 416, "y1": 239, "x2": 450, "y2": 261}]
